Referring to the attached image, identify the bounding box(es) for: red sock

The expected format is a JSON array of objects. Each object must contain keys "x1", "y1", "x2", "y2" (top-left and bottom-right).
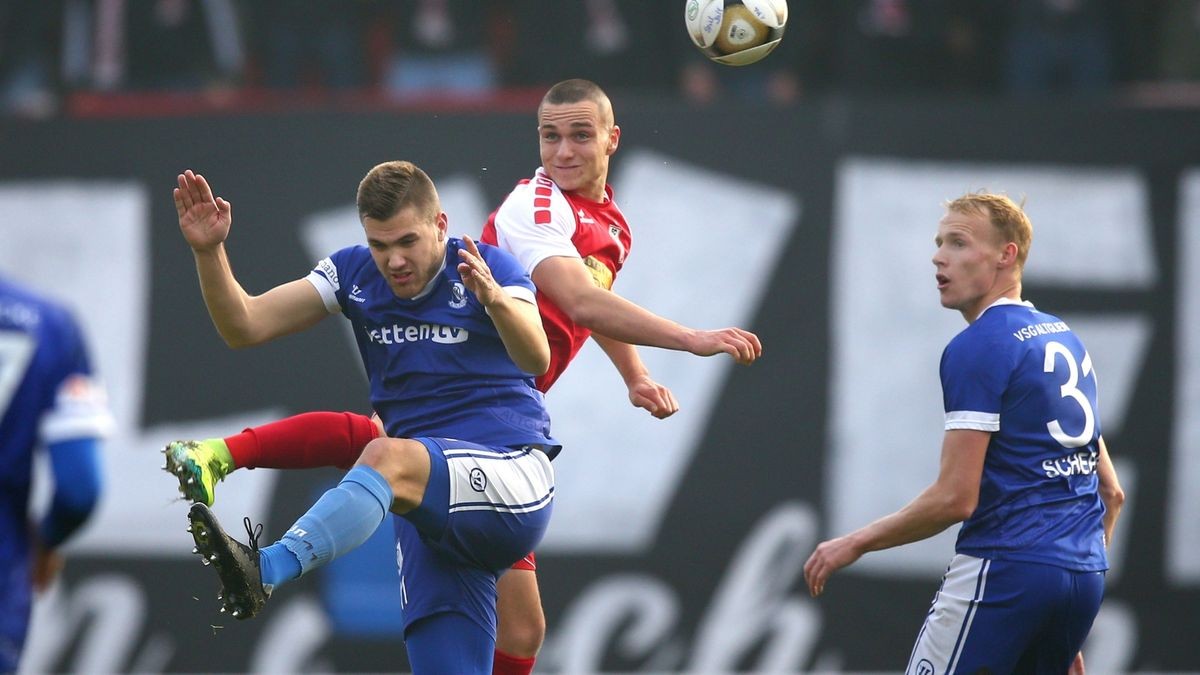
[
  {"x1": 492, "y1": 649, "x2": 536, "y2": 675},
  {"x1": 225, "y1": 411, "x2": 380, "y2": 471}
]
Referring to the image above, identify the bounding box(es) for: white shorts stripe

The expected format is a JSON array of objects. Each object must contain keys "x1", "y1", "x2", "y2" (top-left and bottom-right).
[
  {"x1": 446, "y1": 444, "x2": 554, "y2": 515},
  {"x1": 947, "y1": 558, "x2": 990, "y2": 674},
  {"x1": 906, "y1": 554, "x2": 989, "y2": 675}
]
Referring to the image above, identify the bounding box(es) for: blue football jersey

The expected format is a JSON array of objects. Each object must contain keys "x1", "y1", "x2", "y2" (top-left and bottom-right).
[
  {"x1": 0, "y1": 277, "x2": 111, "y2": 566},
  {"x1": 942, "y1": 299, "x2": 1107, "y2": 571},
  {"x1": 306, "y1": 238, "x2": 557, "y2": 449}
]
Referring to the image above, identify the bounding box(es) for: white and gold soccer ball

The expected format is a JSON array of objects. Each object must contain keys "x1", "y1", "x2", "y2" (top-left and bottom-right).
[{"x1": 685, "y1": 0, "x2": 788, "y2": 66}]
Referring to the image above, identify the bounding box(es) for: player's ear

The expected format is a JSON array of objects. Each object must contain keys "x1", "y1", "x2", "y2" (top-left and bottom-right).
[
  {"x1": 998, "y1": 241, "x2": 1018, "y2": 268},
  {"x1": 436, "y1": 212, "x2": 448, "y2": 241},
  {"x1": 607, "y1": 125, "x2": 621, "y2": 155}
]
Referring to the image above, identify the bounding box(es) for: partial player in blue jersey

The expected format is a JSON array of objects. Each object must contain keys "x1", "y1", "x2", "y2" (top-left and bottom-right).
[
  {"x1": 172, "y1": 161, "x2": 556, "y2": 674},
  {"x1": 803, "y1": 192, "x2": 1126, "y2": 674},
  {"x1": 0, "y1": 276, "x2": 111, "y2": 672}
]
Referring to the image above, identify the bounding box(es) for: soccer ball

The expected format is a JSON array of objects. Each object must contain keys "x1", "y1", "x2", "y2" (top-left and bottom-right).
[{"x1": 685, "y1": 0, "x2": 788, "y2": 67}]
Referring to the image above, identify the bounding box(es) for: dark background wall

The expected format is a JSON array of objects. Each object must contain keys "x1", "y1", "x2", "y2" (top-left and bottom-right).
[{"x1": 1, "y1": 97, "x2": 1197, "y2": 673}]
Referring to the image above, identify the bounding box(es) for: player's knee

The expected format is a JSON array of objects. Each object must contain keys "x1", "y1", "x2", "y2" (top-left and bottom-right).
[
  {"x1": 498, "y1": 611, "x2": 546, "y2": 657},
  {"x1": 357, "y1": 438, "x2": 430, "y2": 511}
]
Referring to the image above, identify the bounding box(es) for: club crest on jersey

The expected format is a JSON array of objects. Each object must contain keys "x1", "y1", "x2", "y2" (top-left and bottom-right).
[
  {"x1": 608, "y1": 224, "x2": 627, "y2": 264},
  {"x1": 449, "y1": 281, "x2": 467, "y2": 309}
]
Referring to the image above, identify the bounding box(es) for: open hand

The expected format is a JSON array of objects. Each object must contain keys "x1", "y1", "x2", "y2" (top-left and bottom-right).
[
  {"x1": 174, "y1": 169, "x2": 231, "y2": 252},
  {"x1": 456, "y1": 235, "x2": 501, "y2": 306},
  {"x1": 803, "y1": 535, "x2": 864, "y2": 597}
]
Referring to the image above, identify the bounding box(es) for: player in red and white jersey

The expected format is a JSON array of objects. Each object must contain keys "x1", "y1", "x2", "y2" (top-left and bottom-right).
[
  {"x1": 163, "y1": 79, "x2": 761, "y2": 675},
  {"x1": 482, "y1": 166, "x2": 631, "y2": 392}
]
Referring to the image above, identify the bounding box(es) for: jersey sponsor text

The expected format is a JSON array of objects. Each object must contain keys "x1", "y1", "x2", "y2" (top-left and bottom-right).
[{"x1": 366, "y1": 323, "x2": 469, "y2": 346}]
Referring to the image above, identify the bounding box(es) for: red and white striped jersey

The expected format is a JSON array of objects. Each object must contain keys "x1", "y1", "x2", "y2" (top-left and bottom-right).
[{"x1": 482, "y1": 167, "x2": 632, "y2": 391}]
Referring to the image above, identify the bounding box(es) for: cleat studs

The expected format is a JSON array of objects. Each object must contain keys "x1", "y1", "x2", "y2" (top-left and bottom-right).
[
  {"x1": 209, "y1": 554, "x2": 218, "y2": 561},
  {"x1": 192, "y1": 547, "x2": 198, "y2": 554},
  {"x1": 219, "y1": 606, "x2": 226, "y2": 613},
  {"x1": 201, "y1": 558, "x2": 211, "y2": 566},
  {"x1": 231, "y1": 609, "x2": 241, "y2": 618},
  {"x1": 186, "y1": 526, "x2": 192, "y2": 533}
]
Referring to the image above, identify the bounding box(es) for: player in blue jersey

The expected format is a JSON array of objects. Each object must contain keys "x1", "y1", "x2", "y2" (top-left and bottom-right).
[
  {"x1": 0, "y1": 275, "x2": 111, "y2": 672},
  {"x1": 173, "y1": 161, "x2": 556, "y2": 674},
  {"x1": 803, "y1": 193, "x2": 1126, "y2": 674}
]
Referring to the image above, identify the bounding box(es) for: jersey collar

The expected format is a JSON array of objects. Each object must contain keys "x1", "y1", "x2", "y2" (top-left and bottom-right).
[
  {"x1": 407, "y1": 248, "x2": 449, "y2": 302},
  {"x1": 979, "y1": 296, "x2": 1034, "y2": 318}
]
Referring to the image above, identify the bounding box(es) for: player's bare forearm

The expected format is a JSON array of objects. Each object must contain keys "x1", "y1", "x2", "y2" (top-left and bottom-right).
[
  {"x1": 192, "y1": 250, "x2": 327, "y2": 349},
  {"x1": 1097, "y1": 437, "x2": 1124, "y2": 547},
  {"x1": 591, "y1": 333, "x2": 649, "y2": 385},
  {"x1": 854, "y1": 429, "x2": 986, "y2": 553},
  {"x1": 487, "y1": 297, "x2": 550, "y2": 375},
  {"x1": 805, "y1": 482, "x2": 968, "y2": 597},
  {"x1": 851, "y1": 484, "x2": 971, "y2": 554},
  {"x1": 533, "y1": 257, "x2": 693, "y2": 351},
  {"x1": 810, "y1": 428, "x2": 987, "y2": 595},
  {"x1": 574, "y1": 286, "x2": 694, "y2": 350},
  {"x1": 192, "y1": 245, "x2": 258, "y2": 347},
  {"x1": 593, "y1": 333, "x2": 679, "y2": 418}
]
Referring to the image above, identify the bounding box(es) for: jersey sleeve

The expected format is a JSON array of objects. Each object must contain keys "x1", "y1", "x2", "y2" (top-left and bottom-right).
[
  {"x1": 940, "y1": 330, "x2": 1012, "y2": 432},
  {"x1": 478, "y1": 243, "x2": 537, "y2": 306},
  {"x1": 305, "y1": 247, "x2": 357, "y2": 314},
  {"x1": 491, "y1": 180, "x2": 579, "y2": 275},
  {"x1": 38, "y1": 310, "x2": 114, "y2": 444}
]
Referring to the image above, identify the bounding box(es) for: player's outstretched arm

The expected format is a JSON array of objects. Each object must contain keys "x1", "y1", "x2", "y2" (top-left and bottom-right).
[
  {"x1": 458, "y1": 236, "x2": 550, "y2": 375},
  {"x1": 1096, "y1": 436, "x2": 1125, "y2": 549},
  {"x1": 803, "y1": 429, "x2": 988, "y2": 597},
  {"x1": 174, "y1": 170, "x2": 330, "y2": 348},
  {"x1": 591, "y1": 333, "x2": 679, "y2": 419},
  {"x1": 532, "y1": 256, "x2": 762, "y2": 365},
  {"x1": 175, "y1": 170, "x2": 231, "y2": 253}
]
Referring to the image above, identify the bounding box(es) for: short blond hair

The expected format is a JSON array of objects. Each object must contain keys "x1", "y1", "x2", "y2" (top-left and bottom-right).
[{"x1": 945, "y1": 192, "x2": 1033, "y2": 269}]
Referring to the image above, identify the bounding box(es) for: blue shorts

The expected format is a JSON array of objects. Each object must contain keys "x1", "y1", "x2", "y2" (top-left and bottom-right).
[
  {"x1": 907, "y1": 554, "x2": 1105, "y2": 675},
  {"x1": 393, "y1": 438, "x2": 554, "y2": 639}
]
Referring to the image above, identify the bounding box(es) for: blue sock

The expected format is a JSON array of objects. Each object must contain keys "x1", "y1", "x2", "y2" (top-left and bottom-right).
[
  {"x1": 266, "y1": 465, "x2": 394, "y2": 590},
  {"x1": 258, "y1": 544, "x2": 302, "y2": 588}
]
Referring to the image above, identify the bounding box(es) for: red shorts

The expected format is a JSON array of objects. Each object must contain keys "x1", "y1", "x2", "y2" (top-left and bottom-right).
[{"x1": 510, "y1": 551, "x2": 536, "y2": 571}]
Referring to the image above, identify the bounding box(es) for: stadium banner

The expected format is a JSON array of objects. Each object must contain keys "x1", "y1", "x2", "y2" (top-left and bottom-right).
[{"x1": 1, "y1": 98, "x2": 1196, "y2": 673}]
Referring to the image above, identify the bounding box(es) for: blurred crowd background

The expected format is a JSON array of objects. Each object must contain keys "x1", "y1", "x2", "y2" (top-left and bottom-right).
[{"x1": 2, "y1": 0, "x2": 1200, "y2": 118}]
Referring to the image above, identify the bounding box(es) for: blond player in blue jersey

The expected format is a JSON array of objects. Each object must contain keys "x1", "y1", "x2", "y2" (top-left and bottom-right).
[{"x1": 805, "y1": 193, "x2": 1125, "y2": 674}]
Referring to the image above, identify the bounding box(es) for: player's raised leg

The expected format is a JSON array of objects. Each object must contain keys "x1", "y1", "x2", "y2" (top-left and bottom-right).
[
  {"x1": 188, "y1": 451, "x2": 399, "y2": 619},
  {"x1": 163, "y1": 411, "x2": 382, "y2": 505},
  {"x1": 164, "y1": 439, "x2": 234, "y2": 506}
]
